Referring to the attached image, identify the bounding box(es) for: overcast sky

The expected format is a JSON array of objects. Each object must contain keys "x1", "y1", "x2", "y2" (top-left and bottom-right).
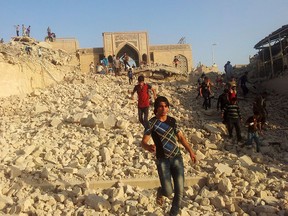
[{"x1": 1, "y1": 0, "x2": 287, "y2": 71}]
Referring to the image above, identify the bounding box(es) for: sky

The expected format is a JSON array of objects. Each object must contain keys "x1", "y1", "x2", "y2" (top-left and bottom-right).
[{"x1": 1, "y1": 0, "x2": 287, "y2": 71}]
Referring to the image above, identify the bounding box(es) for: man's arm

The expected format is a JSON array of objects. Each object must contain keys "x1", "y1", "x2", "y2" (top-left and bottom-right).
[
  {"x1": 141, "y1": 134, "x2": 156, "y2": 153},
  {"x1": 176, "y1": 131, "x2": 196, "y2": 163},
  {"x1": 151, "y1": 87, "x2": 157, "y2": 100},
  {"x1": 131, "y1": 86, "x2": 137, "y2": 99}
]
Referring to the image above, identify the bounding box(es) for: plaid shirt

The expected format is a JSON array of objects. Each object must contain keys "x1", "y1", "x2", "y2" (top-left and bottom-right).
[{"x1": 144, "y1": 116, "x2": 181, "y2": 159}]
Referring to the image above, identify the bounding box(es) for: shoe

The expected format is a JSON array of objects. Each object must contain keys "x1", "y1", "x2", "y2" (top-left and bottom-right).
[{"x1": 156, "y1": 187, "x2": 164, "y2": 206}]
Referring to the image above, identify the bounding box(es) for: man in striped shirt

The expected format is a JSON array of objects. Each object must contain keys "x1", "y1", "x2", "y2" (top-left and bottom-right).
[{"x1": 222, "y1": 97, "x2": 242, "y2": 142}]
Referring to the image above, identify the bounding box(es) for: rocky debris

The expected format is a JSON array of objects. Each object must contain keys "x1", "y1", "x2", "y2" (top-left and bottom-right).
[
  {"x1": 0, "y1": 70, "x2": 287, "y2": 215},
  {"x1": 0, "y1": 37, "x2": 79, "y2": 97}
]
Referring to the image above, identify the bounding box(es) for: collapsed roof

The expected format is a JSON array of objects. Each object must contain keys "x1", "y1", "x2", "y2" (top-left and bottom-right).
[{"x1": 254, "y1": 24, "x2": 288, "y2": 49}]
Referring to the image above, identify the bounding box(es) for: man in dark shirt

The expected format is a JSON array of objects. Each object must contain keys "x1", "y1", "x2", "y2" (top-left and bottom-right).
[
  {"x1": 239, "y1": 71, "x2": 249, "y2": 96},
  {"x1": 222, "y1": 97, "x2": 242, "y2": 142},
  {"x1": 141, "y1": 96, "x2": 196, "y2": 216},
  {"x1": 217, "y1": 88, "x2": 230, "y2": 124}
]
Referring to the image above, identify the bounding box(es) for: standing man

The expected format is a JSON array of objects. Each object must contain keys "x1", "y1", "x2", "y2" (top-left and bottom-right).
[
  {"x1": 222, "y1": 97, "x2": 242, "y2": 142},
  {"x1": 239, "y1": 71, "x2": 250, "y2": 97},
  {"x1": 15, "y1": 25, "x2": 20, "y2": 36},
  {"x1": 22, "y1": 24, "x2": 26, "y2": 36},
  {"x1": 131, "y1": 75, "x2": 157, "y2": 128},
  {"x1": 141, "y1": 96, "x2": 196, "y2": 216},
  {"x1": 114, "y1": 56, "x2": 121, "y2": 76},
  {"x1": 253, "y1": 92, "x2": 268, "y2": 129},
  {"x1": 122, "y1": 53, "x2": 130, "y2": 71},
  {"x1": 173, "y1": 56, "x2": 180, "y2": 68},
  {"x1": 224, "y1": 61, "x2": 233, "y2": 83},
  {"x1": 47, "y1": 26, "x2": 51, "y2": 37},
  {"x1": 89, "y1": 62, "x2": 94, "y2": 73},
  {"x1": 26, "y1": 25, "x2": 31, "y2": 37}
]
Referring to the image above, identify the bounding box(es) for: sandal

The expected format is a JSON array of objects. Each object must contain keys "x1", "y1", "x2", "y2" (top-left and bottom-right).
[{"x1": 156, "y1": 187, "x2": 164, "y2": 206}]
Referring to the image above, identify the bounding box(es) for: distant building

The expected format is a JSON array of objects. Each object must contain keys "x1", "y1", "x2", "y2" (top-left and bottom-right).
[
  {"x1": 253, "y1": 24, "x2": 288, "y2": 78},
  {"x1": 50, "y1": 31, "x2": 193, "y2": 73}
]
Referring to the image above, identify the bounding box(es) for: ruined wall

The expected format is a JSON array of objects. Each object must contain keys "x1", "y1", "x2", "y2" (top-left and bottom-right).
[
  {"x1": 78, "y1": 48, "x2": 103, "y2": 73},
  {"x1": 0, "y1": 61, "x2": 66, "y2": 97},
  {"x1": 149, "y1": 44, "x2": 193, "y2": 72},
  {"x1": 51, "y1": 38, "x2": 79, "y2": 53}
]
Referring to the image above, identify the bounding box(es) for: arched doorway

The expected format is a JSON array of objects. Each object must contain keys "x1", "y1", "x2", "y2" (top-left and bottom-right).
[
  {"x1": 117, "y1": 44, "x2": 140, "y2": 67},
  {"x1": 176, "y1": 54, "x2": 188, "y2": 73}
]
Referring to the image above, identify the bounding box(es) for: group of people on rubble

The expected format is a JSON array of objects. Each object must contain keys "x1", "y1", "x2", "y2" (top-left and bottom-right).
[
  {"x1": 197, "y1": 60, "x2": 268, "y2": 153},
  {"x1": 89, "y1": 53, "x2": 137, "y2": 83},
  {"x1": 15, "y1": 24, "x2": 31, "y2": 37},
  {"x1": 130, "y1": 74, "x2": 196, "y2": 216}
]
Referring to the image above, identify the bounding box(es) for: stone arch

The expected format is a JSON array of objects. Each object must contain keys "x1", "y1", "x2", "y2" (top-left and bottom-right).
[
  {"x1": 116, "y1": 43, "x2": 140, "y2": 67},
  {"x1": 176, "y1": 54, "x2": 188, "y2": 73}
]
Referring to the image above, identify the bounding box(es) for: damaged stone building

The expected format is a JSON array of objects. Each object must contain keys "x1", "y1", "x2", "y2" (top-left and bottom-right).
[
  {"x1": 253, "y1": 24, "x2": 288, "y2": 78},
  {"x1": 51, "y1": 31, "x2": 193, "y2": 74}
]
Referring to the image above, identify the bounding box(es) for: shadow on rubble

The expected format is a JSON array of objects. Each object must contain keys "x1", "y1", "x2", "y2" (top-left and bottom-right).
[{"x1": 2, "y1": 168, "x2": 87, "y2": 215}]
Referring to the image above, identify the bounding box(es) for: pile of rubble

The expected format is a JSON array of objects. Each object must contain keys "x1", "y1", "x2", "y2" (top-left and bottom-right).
[
  {"x1": 0, "y1": 70, "x2": 287, "y2": 215},
  {"x1": 0, "y1": 37, "x2": 79, "y2": 97}
]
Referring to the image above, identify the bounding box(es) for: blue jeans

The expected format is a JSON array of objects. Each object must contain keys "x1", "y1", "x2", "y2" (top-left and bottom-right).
[
  {"x1": 138, "y1": 107, "x2": 149, "y2": 128},
  {"x1": 156, "y1": 155, "x2": 184, "y2": 216},
  {"x1": 246, "y1": 132, "x2": 260, "y2": 152}
]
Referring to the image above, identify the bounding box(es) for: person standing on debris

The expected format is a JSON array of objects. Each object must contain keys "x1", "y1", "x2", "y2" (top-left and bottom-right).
[
  {"x1": 22, "y1": 24, "x2": 26, "y2": 36},
  {"x1": 127, "y1": 67, "x2": 133, "y2": 84},
  {"x1": 199, "y1": 76, "x2": 212, "y2": 110},
  {"x1": 239, "y1": 71, "x2": 250, "y2": 97},
  {"x1": 15, "y1": 25, "x2": 20, "y2": 36},
  {"x1": 47, "y1": 26, "x2": 51, "y2": 37},
  {"x1": 141, "y1": 96, "x2": 196, "y2": 216},
  {"x1": 224, "y1": 61, "x2": 233, "y2": 83},
  {"x1": 253, "y1": 92, "x2": 268, "y2": 129},
  {"x1": 173, "y1": 56, "x2": 180, "y2": 68},
  {"x1": 131, "y1": 75, "x2": 157, "y2": 128},
  {"x1": 242, "y1": 111, "x2": 262, "y2": 152},
  {"x1": 222, "y1": 97, "x2": 242, "y2": 142},
  {"x1": 217, "y1": 88, "x2": 230, "y2": 123},
  {"x1": 89, "y1": 62, "x2": 95, "y2": 73},
  {"x1": 114, "y1": 56, "x2": 121, "y2": 76},
  {"x1": 121, "y1": 53, "x2": 130, "y2": 71},
  {"x1": 196, "y1": 73, "x2": 205, "y2": 99},
  {"x1": 26, "y1": 25, "x2": 31, "y2": 37}
]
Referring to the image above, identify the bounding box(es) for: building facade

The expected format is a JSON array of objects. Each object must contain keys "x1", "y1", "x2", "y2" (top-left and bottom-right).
[{"x1": 51, "y1": 31, "x2": 193, "y2": 74}]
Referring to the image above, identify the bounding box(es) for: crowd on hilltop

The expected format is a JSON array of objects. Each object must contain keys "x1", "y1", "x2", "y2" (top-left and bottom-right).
[
  {"x1": 197, "y1": 60, "x2": 268, "y2": 153},
  {"x1": 13, "y1": 25, "x2": 56, "y2": 42}
]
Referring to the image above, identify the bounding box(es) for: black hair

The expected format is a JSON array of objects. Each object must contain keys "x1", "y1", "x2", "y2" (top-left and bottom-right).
[
  {"x1": 154, "y1": 96, "x2": 169, "y2": 115},
  {"x1": 138, "y1": 75, "x2": 144, "y2": 82}
]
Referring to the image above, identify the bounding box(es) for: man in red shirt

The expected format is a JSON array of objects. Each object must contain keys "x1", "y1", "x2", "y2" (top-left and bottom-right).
[{"x1": 131, "y1": 75, "x2": 157, "y2": 128}]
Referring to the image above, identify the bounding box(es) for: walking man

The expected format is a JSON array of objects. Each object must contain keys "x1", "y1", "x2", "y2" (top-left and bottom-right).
[
  {"x1": 222, "y1": 97, "x2": 242, "y2": 142},
  {"x1": 141, "y1": 96, "x2": 196, "y2": 216},
  {"x1": 131, "y1": 75, "x2": 157, "y2": 128}
]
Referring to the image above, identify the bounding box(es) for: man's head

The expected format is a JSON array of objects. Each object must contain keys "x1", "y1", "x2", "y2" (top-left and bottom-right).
[
  {"x1": 154, "y1": 96, "x2": 170, "y2": 115},
  {"x1": 138, "y1": 75, "x2": 144, "y2": 82}
]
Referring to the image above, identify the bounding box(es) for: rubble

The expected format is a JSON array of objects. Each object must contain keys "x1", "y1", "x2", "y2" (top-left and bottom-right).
[{"x1": 0, "y1": 39, "x2": 287, "y2": 215}]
